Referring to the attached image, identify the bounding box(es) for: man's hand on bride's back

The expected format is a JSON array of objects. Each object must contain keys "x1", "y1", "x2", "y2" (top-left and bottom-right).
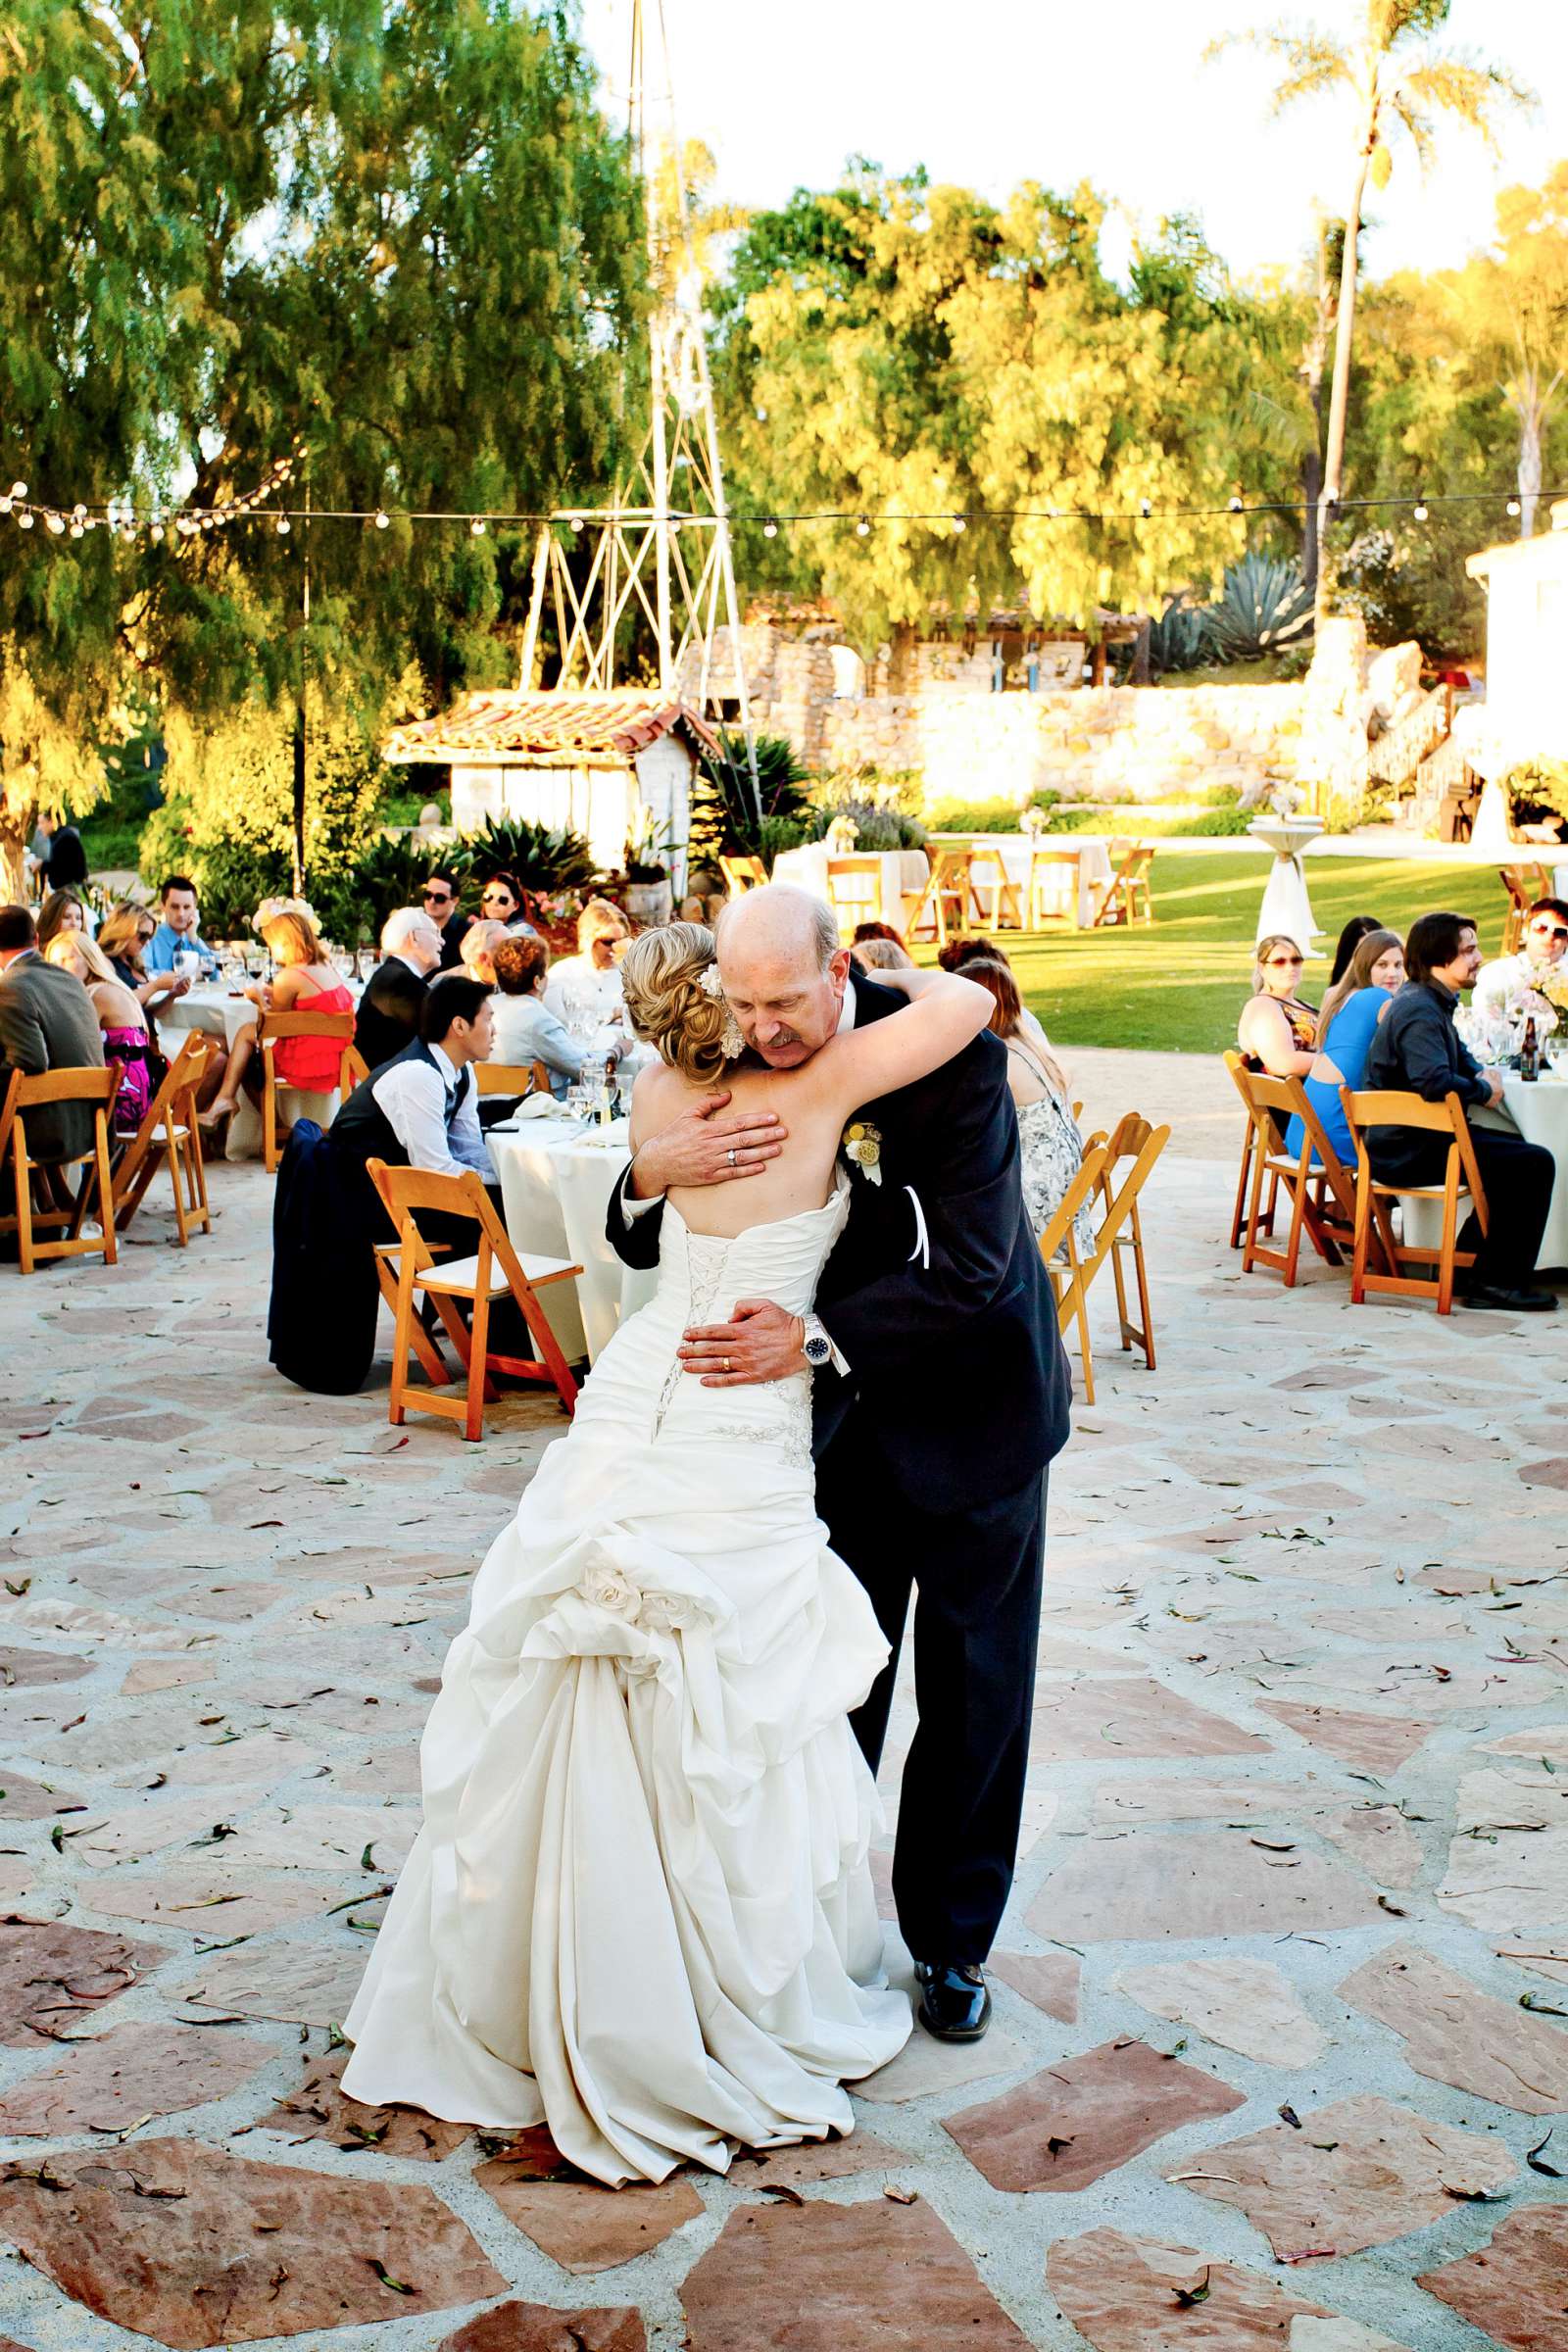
[{"x1": 627, "y1": 1088, "x2": 787, "y2": 1200}]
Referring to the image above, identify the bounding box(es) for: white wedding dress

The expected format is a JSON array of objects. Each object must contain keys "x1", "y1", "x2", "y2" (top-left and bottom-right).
[{"x1": 341, "y1": 1174, "x2": 910, "y2": 2183}]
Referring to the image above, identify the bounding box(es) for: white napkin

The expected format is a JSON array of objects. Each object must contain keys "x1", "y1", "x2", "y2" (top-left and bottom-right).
[{"x1": 516, "y1": 1092, "x2": 568, "y2": 1120}]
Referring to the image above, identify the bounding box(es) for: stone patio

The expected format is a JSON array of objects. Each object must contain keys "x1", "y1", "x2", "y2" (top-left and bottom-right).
[{"x1": 0, "y1": 1054, "x2": 1564, "y2": 2351}]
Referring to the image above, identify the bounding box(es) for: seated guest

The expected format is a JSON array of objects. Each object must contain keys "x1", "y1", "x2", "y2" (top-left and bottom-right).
[
  {"x1": 1239, "y1": 935, "x2": 1316, "y2": 1077},
  {"x1": 1473, "y1": 896, "x2": 1568, "y2": 1015},
  {"x1": 963, "y1": 956, "x2": 1092, "y2": 1255},
  {"x1": 356, "y1": 907, "x2": 442, "y2": 1072},
  {"x1": 43, "y1": 930, "x2": 156, "y2": 1131},
  {"x1": 97, "y1": 904, "x2": 188, "y2": 1014},
  {"x1": 144, "y1": 876, "x2": 220, "y2": 978},
  {"x1": 1286, "y1": 927, "x2": 1404, "y2": 1167},
  {"x1": 852, "y1": 919, "x2": 906, "y2": 950},
  {"x1": 937, "y1": 935, "x2": 1055, "y2": 1059},
  {"x1": 545, "y1": 897, "x2": 632, "y2": 1031},
  {"x1": 1328, "y1": 912, "x2": 1384, "y2": 988},
  {"x1": 492, "y1": 934, "x2": 610, "y2": 1099},
  {"x1": 203, "y1": 909, "x2": 354, "y2": 1134},
  {"x1": 0, "y1": 905, "x2": 106, "y2": 1168},
  {"x1": 422, "y1": 866, "x2": 472, "y2": 969},
  {"x1": 270, "y1": 976, "x2": 501, "y2": 1395},
  {"x1": 36, "y1": 809, "x2": 88, "y2": 893},
  {"x1": 36, "y1": 889, "x2": 86, "y2": 954},
  {"x1": 476, "y1": 871, "x2": 538, "y2": 935},
  {"x1": 460, "y1": 918, "x2": 509, "y2": 988},
  {"x1": 851, "y1": 937, "x2": 915, "y2": 972},
  {"x1": 1365, "y1": 908, "x2": 1556, "y2": 1312}
]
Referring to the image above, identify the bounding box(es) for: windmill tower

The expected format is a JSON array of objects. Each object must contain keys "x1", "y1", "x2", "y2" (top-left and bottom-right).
[{"x1": 516, "y1": 0, "x2": 760, "y2": 822}]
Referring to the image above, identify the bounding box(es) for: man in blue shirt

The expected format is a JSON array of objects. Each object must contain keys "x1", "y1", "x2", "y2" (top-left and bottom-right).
[{"x1": 144, "y1": 876, "x2": 220, "y2": 979}]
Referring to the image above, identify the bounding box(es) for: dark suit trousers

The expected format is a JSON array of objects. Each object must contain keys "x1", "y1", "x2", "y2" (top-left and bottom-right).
[
  {"x1": 814, "y1": 1435, "x2": 1046, "y2": 1966},
  {"x1": 1374, "y1": 1126, "x2": 1556, "y2": 1285}
]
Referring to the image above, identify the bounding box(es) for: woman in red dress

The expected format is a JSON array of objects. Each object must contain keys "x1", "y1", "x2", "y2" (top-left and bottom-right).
[{"x1": 202, "y1": 909, "x2": 353, "y2": 1141}]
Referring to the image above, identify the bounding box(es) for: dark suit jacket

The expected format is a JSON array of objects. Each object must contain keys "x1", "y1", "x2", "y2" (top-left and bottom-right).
[
  {"x1": 355, "y1": 957, "x2": 428, "y2": 1074},
  {"x1": 437, "y1": 911, "x2": 472, "y2": 971},
  {"x1": 1364, "y1": 979, "x2": 1490, "y2": 1183},
  {"x1": 42, "y1": 826, "x2": 87, "y2": 889},
  {"x1": 607, "y1": 968, "x2": 1071, "y2": 1511},
  {"x1": 0, "y1": 951, "x2": 107, "y2": 1162}
]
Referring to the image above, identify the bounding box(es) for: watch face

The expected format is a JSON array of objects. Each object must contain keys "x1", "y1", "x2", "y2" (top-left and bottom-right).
[{"x1": 805, "y1": 1336, "x2": 830, "y2": 1363}]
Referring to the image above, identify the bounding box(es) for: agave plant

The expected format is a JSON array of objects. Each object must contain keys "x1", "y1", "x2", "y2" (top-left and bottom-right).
[
  {"x1": 689, "y1": 730, "x2": 814, "y2": 868},
  {"x1": 458, "y1": 815, "x2": 599, "y2": 895},
  {"x1": 1204, "y1": 555, "x2": 1314, "y2": 663},
  {"x1": 1147, "y1": 595, "x2": 1212, "y2": 675}
]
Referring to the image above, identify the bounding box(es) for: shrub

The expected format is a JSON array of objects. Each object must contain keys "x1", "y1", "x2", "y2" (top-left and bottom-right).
[
  {"x1": 1504, "y1": 760, "x2": 1568, "y2": 835},
  {"x1": 1204, "y1": 554, "x2": 1313, "y2": 663},
  {"x1": 458, "y1": 815, "x2": 599, "y2": 894},
  {"x1": 1147, "y1": 596, "x2": 1211, "y2": 677},
  {"x1": 1335, "y1": 523, "x2": 1485, "y2": 664}
]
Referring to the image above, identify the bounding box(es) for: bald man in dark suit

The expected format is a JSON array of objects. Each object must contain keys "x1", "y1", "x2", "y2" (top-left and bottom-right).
[{"x1": 0, "y1": 905, "x2": 106, "y2": 1163}]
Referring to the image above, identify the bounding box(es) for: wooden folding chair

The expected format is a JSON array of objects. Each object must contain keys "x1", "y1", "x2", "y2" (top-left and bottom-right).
[
  {"x1": 907, "y1": 847, "x2": 973, "y2": 947},
  {"x1": 342, "y1": 1044, "x2": 369, "y2": 1096},
  {"x1": 1092, "y1": 842, "x2": 1155, "y2": 928},
  {"x1": 367, "y1": 1159, "x2": 582, "y2": 1440},
  {"x1": 111, "y1": 1033, "x2": 213, "y2": 1245},
  {"x1": 475, "y1": 1060, "x2": 551, "y2": 1102},
  {"x1": 1230, "y1": 1061, "x2": 1360, "y2": 1289},
  {"x1": 259, "y1": 1008, "x2": 358, "y2": 1173},
  {"x1": 0, "y1": 1067, "x2": 119, "y2": 1275},
  {"x1": 1053, "y1": 1117, "x2": 1171, "y2": 1398},
  {"x1": 1037, "y1": 1145, "x2": 1110, "y2": 1400},
  {"x1": 1082, "y1": 1112, "x2": 1167, "y2": 1366},
  {"x1": 1340, "y1": 1088, "x2": 1487, "y2": 1316},
  {"x1": 967, "y1": 846, "x2": 1023, "y2": 932},
  {"x1": 825, "y1": 855, "x2": 885, "y2": 945},
  {"x1": 719, "y1": 855, "x2": 768, "y2": 896},
  {"x1": 1026, "y1": 849, "x2": 1085, "y2": 930},
  {"x1": 1223, "y1": 1049, "x2": 1272, "y2": 1250}
]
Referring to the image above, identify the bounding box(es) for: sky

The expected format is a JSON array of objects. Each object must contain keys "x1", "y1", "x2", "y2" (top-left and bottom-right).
[{"x1": 576, "y1": 0, "x2": 1565, "y2": 286}]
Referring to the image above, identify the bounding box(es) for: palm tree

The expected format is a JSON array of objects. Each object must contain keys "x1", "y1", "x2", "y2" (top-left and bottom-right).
[{"x1": 1213, "y1": 2, "x2": 1532, "y2": 622}]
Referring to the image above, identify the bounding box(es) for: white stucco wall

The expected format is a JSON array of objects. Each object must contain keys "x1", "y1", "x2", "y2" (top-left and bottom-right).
[{"x1": 448, "y1": 737, "x2": 695, "y2": 886}]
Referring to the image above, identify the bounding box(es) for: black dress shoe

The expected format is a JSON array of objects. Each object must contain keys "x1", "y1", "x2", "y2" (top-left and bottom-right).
[
  {"x1": 1461, "y1": 1283, "x2": 1558, "y2": 1312},
  {"x1": 913, "y1": 1959, "x2": 992, "y2": 2042}
]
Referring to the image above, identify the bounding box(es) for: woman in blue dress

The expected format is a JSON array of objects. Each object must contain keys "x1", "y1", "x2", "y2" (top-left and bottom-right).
[{"x1": 1286, "y1": 927, "x2": 1404, "y2": 1166}]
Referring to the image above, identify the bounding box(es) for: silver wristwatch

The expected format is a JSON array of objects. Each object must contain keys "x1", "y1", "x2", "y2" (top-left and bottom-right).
[{"x1": 801, "y1": 1314, "x2": 834, "y2": 1369}]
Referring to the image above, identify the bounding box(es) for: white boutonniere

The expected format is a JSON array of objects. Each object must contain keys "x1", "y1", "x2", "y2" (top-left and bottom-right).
[{"x1": 842, "y1": 1119, "x2": 882, "y2": 1185}]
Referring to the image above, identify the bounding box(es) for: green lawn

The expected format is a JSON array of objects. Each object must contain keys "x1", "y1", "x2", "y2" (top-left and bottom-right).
[{"x1": 925, "y1": 853, "x2": 1515, "y2": 1054}]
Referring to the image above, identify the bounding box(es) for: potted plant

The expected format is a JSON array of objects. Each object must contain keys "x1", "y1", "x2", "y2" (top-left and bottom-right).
[{"x1": 622, "y1": 808, "x2": 673, "y2": 926}]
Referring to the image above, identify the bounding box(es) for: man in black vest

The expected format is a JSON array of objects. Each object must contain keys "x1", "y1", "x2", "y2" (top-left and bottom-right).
[
  {"x1": 269, "y1": 976, "x2": 497, "y2": 1392},
  {"x1": 606, "y1": 886, "x2": 1070, "y2": 2042},
  {"x1": 356, "y1": 906, "x2": 444, "y2": 1073}
]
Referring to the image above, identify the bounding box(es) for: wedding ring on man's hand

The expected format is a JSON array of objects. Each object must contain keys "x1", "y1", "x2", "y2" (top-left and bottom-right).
[
  {"x1": 727, "y1": 1148, "x2": 737, "y2": 1166},
  {"x1": 724, "y1": 1357, "x2": 732, "y2": 1372}
]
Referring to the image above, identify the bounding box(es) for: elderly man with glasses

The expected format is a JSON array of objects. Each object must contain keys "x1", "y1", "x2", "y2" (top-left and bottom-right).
[
  {"x1": 1472, "y1": 897, "x2": 1568, "y2": 1016},
  {"x1": 421, "y1": 867, "x2": 473, "y2": 970}
]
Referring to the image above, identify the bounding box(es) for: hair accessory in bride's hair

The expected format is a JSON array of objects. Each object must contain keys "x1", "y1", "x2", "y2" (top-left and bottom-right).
[{"x1": 698, "y1": 959, "x2": 745, "y2": 1058}]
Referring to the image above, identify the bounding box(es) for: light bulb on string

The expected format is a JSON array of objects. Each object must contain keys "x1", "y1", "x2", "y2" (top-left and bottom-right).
[
  {"x1": 45, "y1": 513, "x2": 65, "y2": 535},
  {"x1": 0, "y1": 497, "x2": 10, "y2": 516},
  {"x1": 374, "y1": 510, "x2": 390, "y2": 530},
  {"x1": 69, "y1": 520, "x2": 83, "y2": 538},
  {"x1": 1413, "y1": 496, "x2": 1429, "y2": 522},
  {"x1": 856, "y1": 515, "x2": 871, "y2": 537},
  {"x1": 952, "y1": 514, "x2": 966, "y2": 533},
  {"x1": 1228, "y1": 494, "x2": 1245, "y2": 514},
  {"x1": 1140, "y1": 499, "x2": 1152, "y2": 519},
  {"x1": 568, "y1": 515, "x2": 583, "y2": 533},
  {"x1": 762, "y1": 518, "x2": 778, "y2": 538},
  {"x1": 470, "y1": 516, "x2": 487, "y2": 536},
  {"x1": 275, "y1": 514, "x2": 291, "y2": 536},
  {"x1": 72, "y1": 504, "x2": 86, "y2": 522},
  {"x1": 1507, "y1": 496, "x2": 1522, "y2": 517},
  {"x1": 18, "y1": 510, "x2": 34, "y2": 529},
  {"x1": 10, "y1": 482, "x2": 25, "y2": 502}
]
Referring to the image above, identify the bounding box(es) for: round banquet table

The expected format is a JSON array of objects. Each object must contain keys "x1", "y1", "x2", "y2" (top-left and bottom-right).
[
  {"x1": 936, "y1": 834, "x2": 1114, "y2": 928},
  {"x1": 1398, "y1": 1070, "x2": 1568, "y2": 1273},
  {"x1": 490, "y1": 1112, "x2": 658, "y2": 1364}
]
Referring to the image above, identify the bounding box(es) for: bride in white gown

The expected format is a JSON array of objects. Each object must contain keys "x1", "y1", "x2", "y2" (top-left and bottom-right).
[{"x1": 342, "y1": 918, "x2": 991, "y2": 2184}]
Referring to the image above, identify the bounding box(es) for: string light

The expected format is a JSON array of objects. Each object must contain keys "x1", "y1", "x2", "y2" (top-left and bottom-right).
[
  {"x1": 17, "y1": 511, "x2": 33, "y2": 529},
  {"x1": 1507, "y1": 496, "x2": 1522, "y2": 517},
  {"x1": 1140, "y1": 499, "x2": 1152, "y2": 519},
  {"x1": 856, "y1": 514, "x2": 870, "y2": 536},
  {"x1": 1413, "y1": 496, "x2": 1430, "y2": 522},
  {"x1": 275, "y1": 514, "x2": 291, "y2": 535},
  {"x1": 952, "y1": 514, "x2": 966, "y2": 533},
  {"x1": 470, "y1": 516, "x2": 487, "y2": 535},
  {"x1": 1227, "y1": 494, "x2": 1245, "y2": 514},
  {"x1": 762, "y1": 518, "x2": 778, "y2": 537},
  {"x1": 374, "y1": 510, "x2": 390, "y2": 529}
]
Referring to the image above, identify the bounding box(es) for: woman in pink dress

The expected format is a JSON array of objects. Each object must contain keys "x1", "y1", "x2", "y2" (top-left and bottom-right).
[
  {"x1": 44, "y1": 931, "x2": 156, "y2": 1130},
  {"x1": 201, "y1": 910, "x2": 353, "y2": 1139}
]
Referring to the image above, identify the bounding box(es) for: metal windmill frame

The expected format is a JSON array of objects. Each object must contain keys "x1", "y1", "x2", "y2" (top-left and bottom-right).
[{"x1": 517, "y1": 0, "x2": 761, "y2": 821}]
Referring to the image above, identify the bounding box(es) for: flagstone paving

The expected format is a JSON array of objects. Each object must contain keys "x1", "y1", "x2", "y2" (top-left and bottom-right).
[{"x1": 0, "y1": 1091, "x2": 1566, "y2": 2350}]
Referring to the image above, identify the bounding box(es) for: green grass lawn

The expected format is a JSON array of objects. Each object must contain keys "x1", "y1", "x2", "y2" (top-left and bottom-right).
[{"x1": 924, "y1": 853, "x2": 1515, "y2": 1054}]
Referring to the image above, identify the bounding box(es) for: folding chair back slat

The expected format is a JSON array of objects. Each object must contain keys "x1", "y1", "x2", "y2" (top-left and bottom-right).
[
  {"x1": 720, "y1": 855, "x2": 768, "y2": 896},
  {"x1": 1339, "y1": 1086, "x2": 1487, "y2": 1315},
  {"x1": 1037, "y1": 1143, "x2": 1111, "y2": 1401},
  {"x1": 1026, "y1": 849, "x2": 1084, "y2": 930},
  {"x1": 1, "y1": 1066, "x2": 119, "y2": 1274},
  {"x1": 1090, "y1": 1111, "x2": 1168, "y2": 1367},
  {"x1": 475, "y1": 1061, "x2": 549, "y2": 1100},
  {"x1": 259, "y1": 1008, "x2": 358, "y2": 1173},
  {"x1": 1227, "y1": 1053, "x2": 1359, "y2": 1288},
  {"x1": 1091, "y1": 842, "x2": 1156, "y2": 929},
  {"x1": 367, "y1": 1158, "x2": 582, "y2": 1440},
  {"x1": 908, "y1": 847, "x2": 974, "y2": 947},
  {"x1": 966, "y1": 847, "x2": 1023, "y2": 933},
  {"x1": 111, "y1": 1032, "x2": 212, "y2": 1245}
]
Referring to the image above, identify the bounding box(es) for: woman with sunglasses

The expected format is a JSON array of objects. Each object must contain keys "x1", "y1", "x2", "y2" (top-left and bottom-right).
[
  {"x1": 1238, "y1": 933, "x2": 1317, "y2": 1078},
  {"x1": 476, "y1": 871, "x2": 537, "y2": 935},
  {"x1": 97, "y1": 903, "x2": 189, "y2": 1013},
  {"x1": 1472, "y1": 897, "x2": 1568, "y2": 1016}
]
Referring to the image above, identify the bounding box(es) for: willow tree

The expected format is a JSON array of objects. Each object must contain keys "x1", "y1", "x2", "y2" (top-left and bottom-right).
[{"x1": 1213, "y1": 0, "x2": 1531, "y2": 620}]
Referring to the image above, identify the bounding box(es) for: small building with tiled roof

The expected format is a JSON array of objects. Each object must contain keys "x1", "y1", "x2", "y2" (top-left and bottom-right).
[{"x1": 385, "y1": 691, "x2": 721, "y2": 889}]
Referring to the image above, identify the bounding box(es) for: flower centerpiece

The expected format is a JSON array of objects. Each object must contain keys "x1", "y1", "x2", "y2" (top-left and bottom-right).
[{"x1": 1020, "y1": 804, "x2": 1051, "y2": 844}]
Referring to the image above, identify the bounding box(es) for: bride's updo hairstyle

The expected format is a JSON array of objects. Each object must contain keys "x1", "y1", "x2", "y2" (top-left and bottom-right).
[{"x1": 620, "y1": 921, "x2": 729, "y2": 1086}]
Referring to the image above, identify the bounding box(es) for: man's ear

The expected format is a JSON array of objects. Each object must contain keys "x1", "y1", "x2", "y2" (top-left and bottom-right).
[{"x1": 830, "y1": 948, "x2": 853, "y2": 992}]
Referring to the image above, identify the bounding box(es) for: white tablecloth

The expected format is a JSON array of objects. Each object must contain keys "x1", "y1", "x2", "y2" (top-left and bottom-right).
[
  {"x1": 928, "y1": 834, "x2": 1115, "y2": 926},
  {"x1": 491, "y1": 1113, "x2": 657, "y2": 1363},
  {"x1": 770, "y1": 844, "x2": 928, "y2": 929},
  {"x1": 1398, "y1": 1072, "x2": 1568, "y2": 1272},
  {"x1": 154, "y1": 986, "x2": 354, "y2": 1160}
]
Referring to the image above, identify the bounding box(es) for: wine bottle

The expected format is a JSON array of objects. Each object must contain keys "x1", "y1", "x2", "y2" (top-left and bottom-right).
[{"x1": 1521, "y1": 1017, "x2": 1540, "y2": 1082}]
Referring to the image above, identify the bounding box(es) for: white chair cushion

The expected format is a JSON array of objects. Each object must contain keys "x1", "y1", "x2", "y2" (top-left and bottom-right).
[{"x1": 419, "y1": 1250, "x2": 579, "y2": 1298}]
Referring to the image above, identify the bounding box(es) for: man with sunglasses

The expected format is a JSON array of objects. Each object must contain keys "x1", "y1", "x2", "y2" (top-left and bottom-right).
[
  {"x1": 422, "y1": 867, "x2": 472, "y2": 970},
  {"x1": 1473, "y1": 897, "x2": 1568, "y2": 1017}
]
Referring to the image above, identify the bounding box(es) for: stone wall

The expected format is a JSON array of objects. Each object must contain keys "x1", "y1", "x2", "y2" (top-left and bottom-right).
[{"x1": 679, "y1": 622, "x2": 1305, "y2": 807}]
